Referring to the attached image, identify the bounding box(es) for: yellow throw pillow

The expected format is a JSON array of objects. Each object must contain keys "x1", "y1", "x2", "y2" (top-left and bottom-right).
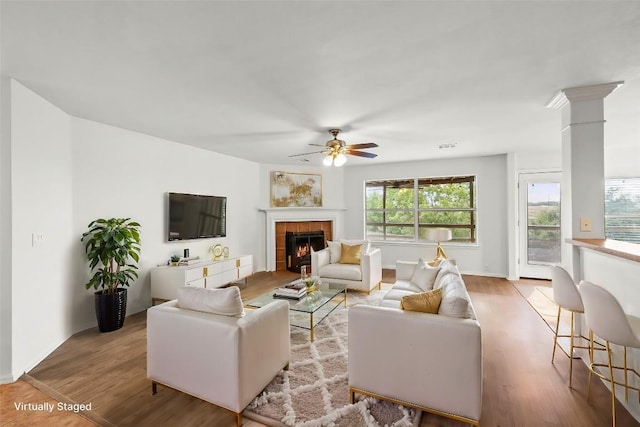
[
  {"x1": 339, "y1": 243, "x2": 363, "y2": 264},
  {"x1": 400, "y1": 288, "x2": 443, "y2": 314}
]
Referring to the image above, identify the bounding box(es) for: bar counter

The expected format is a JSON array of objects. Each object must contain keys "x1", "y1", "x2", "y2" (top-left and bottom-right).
[
  {"x1": 566, "y1": 238, "x2": 640, "y2": 264},
  {"x1": 566, "y1": 237, "x2": 640, "y2": 422}
]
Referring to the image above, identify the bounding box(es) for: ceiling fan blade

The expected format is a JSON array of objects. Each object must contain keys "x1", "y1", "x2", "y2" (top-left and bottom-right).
[
  {"x1": 308, "y1": 143, "x2": 327, "y2": 147},
  {"x1": 347, "y1": 150, "x2": 378, "y2": 159},
  {"x1": 346, "y1": 143, "x2": 378, "y2": 149},
  {"x1": 288, "y1": 150, "x2": 327, "y2": 158}
]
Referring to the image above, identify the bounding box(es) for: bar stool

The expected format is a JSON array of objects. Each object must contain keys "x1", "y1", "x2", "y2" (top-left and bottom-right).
[
  {"x1": 579, "y1": 280, "x2": 640, "y2": 426},
  {"x1": 550, "y1": 265, "x2": 600, "y2": 388}
]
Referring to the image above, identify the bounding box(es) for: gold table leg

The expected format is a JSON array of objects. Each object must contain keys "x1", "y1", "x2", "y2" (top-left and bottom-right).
[{"x1": 310, "y1": 312, "x2": 314, "y2": 342}]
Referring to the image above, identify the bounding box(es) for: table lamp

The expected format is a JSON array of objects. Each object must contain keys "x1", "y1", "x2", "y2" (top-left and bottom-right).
[{"x1": 425, "y1": 228, "x2": 452, "y2": 260}]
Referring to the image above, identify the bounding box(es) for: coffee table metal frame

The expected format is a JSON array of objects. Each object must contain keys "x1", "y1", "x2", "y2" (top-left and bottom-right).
[{"x1": 245, "y1": 284, "x2": 347, "y2": 341}]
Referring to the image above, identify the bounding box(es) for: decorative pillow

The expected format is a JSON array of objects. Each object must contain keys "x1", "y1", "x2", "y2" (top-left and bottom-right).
[
  {"x1": 434, "y1": 260, "x2": 460, "y2": 288},
  {"x1": 427, "y1": 258, "x2": 456, "y2": 267},
  {"x1": 410, "y1": 258, "x2": 441, "y2": 291},
  {"x1": 339, "y1": 243, "x2": 363, "y2": 264},
  {"x1": 400, "y1": 287, "x2": 443, "y2": 313},
  {"x1": 435, "y1": 274, "x2": 471, "y2": 318},
  {"x1": 341, "y1": 239, "x2": 371, "y2": 254},
  {"x1": 177, "y1": 286, "x2": 245, "y2": 317},
  {"x1": 327, "y1": 241, "x2": 342, "y2": 263}
]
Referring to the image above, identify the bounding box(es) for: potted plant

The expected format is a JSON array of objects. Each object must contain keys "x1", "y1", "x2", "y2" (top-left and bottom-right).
[
  {"x1": 81, "y1": 218, "x2": 141, "y2": 333},
  {"x1": 170, "y1": 255, "x2": 181, "y2": 266}
]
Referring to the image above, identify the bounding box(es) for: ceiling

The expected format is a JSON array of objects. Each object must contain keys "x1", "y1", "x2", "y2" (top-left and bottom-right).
[{"x1": 2, "y1": 1, "x2": 639, "y2": 167}]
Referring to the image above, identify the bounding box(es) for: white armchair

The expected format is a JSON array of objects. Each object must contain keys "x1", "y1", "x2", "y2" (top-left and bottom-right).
[
  {"x1": 311, "y1": 240, "x2": 382, "y2": 292},
  {"x1": 147, "y1": 299, "x2": 290, "y2": 427}
]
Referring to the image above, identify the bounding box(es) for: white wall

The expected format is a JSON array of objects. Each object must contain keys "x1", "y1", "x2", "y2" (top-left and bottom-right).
[
  {"x1": 0, "y1": 77, "x2": 14, "y2": 383},
  {"x1": 255, "y1": 163, "x2": 344, "y2": 271},
  {"x1": 343, "y1": 155, "x2": 509, "y2": 276},
  {"x1": 70, "y1": 118, "x2": 262, "y2": 330},
  {"x1": 3, "y1": 81, "x2": 261, "y2": 381},
  {"x1": 605, "y1": 144, "x2": 640, "y2": 178},
  {"x1": 10, "y1": 80, "x2": 74, "y2": 380},
  {"x1": 257, "y1": 164, "x2": 345, "y2": 209}
]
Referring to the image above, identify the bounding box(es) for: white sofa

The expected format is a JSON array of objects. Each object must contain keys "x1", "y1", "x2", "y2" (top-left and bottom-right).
[
  {"x1": 147, "y1": 294, "x2": 290, "y2": 427},
  {"x1": 348, "y1": 259, "x2": 482, "y2": 426},
  {"x1": 311, "y1": 240, "x2": 382, "y2": 292}
]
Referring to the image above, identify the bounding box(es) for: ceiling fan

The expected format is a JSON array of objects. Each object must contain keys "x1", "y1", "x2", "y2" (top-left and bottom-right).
[{"x1": 289, "y1": 129, "x2": 378, "y2": 167}]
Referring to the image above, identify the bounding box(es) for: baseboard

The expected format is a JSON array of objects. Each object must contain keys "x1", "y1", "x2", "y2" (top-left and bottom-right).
[
  {"x1": 0, "y1": 372, "x2": 17, "y2": 384},
  {"x1": 460, "y1": 271, "x2": 507, "y2": 278}
]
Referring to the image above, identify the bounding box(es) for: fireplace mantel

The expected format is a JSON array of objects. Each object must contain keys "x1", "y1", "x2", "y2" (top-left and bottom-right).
[{"x1": 259, "y1": 207, "x2": 346, "y2": 271}]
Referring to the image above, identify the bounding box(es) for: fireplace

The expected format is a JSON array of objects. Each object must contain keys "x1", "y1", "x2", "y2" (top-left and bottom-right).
[{"x1": 286, "y1": 231, "x2": 326, "y2": 273}]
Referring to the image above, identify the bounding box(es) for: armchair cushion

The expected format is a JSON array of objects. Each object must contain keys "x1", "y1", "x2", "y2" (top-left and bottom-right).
[
  {"x1": 319, "y1": 263, "x2": 362, "y2": 281},
  {"x1": 177, "y1": 286, "x2": 244, "y2": 317}
]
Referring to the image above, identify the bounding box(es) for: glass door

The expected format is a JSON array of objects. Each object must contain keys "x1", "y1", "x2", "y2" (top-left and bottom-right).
[{"x1": 518, "y1": 173, "x2": 561, "y2": 279}]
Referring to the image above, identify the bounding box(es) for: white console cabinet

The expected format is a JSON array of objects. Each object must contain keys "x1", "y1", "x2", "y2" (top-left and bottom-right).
[{"x1": 150, "y1": 254, "x2": 253, "y2": 304}]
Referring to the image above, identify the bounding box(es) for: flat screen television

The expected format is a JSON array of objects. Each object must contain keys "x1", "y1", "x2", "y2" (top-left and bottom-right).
[{"x1": 168, "y1": 192, "x2": 226, "y2": 241}]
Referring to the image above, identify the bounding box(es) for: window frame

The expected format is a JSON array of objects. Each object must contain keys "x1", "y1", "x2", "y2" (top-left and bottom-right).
[{"x1": 364, "y1": 175, "x2": 477, "y2": 243}]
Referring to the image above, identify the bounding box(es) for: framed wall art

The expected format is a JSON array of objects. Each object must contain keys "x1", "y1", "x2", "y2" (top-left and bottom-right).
[{"x1": 270, "y1": 171, "x2": 322, "y2": 207}]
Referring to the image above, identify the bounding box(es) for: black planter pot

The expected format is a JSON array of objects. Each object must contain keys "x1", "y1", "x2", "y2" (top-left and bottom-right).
[{"x1": 95, "y1": 288, "x2": 127, "y2": 333}]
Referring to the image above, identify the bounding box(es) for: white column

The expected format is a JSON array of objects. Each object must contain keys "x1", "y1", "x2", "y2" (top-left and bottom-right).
[{"x1": 546, "y1": 81, "x2": 623, "y2": 276}]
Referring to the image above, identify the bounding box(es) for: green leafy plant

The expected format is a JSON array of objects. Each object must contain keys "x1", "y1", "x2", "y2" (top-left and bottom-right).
[
  {"x1": 170, "y1": 255, "x2": 181, "y2": 263},
  {"x1": 81, "y1": 218, "x2": 141, "y2": 294}
]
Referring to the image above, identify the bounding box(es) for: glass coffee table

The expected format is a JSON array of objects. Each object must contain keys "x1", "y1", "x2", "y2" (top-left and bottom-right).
[{"x1": 245, "y1": 283, "x2": 347, "y2": 342}]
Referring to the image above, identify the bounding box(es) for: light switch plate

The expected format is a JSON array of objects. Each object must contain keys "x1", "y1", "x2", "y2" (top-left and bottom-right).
[{"x1": 580, "y1": 217, "x2": 592, "y2": 232}]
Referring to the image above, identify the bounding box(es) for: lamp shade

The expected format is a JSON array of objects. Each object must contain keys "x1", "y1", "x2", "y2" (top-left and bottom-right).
[
  {"x1": 323, "y1": 155, "x2": 334, "y2": 166},
  {"x1": 334, "y1": 153, "x2": 347, "y2": 167},
  {"x1": 425, "y1": 228, "x2": 452, "y2": 242}
]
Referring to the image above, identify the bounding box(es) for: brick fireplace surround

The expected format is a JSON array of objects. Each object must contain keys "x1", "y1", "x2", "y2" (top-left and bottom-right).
[
  {"x1": 262, "y1": 208, "x2": 344, "y2": 272},
  {"x1": 276, "y1": 221, "x2": 332, "y2": 271}
]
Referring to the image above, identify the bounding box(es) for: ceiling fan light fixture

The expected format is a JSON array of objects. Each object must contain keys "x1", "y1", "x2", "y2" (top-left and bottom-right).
[
  {"x1": 289, "y1": 128, "x2": 378, "y2": 165},
  {"x1": 334, "y1": 153, "x2": 347, "y2": 167}
]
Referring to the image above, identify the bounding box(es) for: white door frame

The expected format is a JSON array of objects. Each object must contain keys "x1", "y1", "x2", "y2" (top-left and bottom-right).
[{"x1": 518, "y1": 172, "x2": 562, "y2": 279}]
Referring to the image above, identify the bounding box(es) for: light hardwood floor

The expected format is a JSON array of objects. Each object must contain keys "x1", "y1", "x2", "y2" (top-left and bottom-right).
[{"x1": 1, "y1": 271, "x2": 638, "y2": 426}]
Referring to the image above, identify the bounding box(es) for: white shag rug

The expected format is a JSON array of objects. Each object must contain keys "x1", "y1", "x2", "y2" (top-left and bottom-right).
[{"x1": 243, "y1": 289, "x2": 421, "y2": 427}]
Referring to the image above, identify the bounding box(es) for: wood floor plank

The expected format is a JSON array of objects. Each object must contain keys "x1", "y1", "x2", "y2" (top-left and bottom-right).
[{"x1": 4, "y1": 270, "x2": 639, "y2": 426}]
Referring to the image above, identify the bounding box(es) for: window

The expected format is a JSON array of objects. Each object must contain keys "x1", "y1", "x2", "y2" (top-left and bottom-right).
[
  {"x1": 365, "y1": 176, "x2": 476, "y2": 242},
  {"x1": 605, "y1": 178, "x2": 640, "y2": 244}
]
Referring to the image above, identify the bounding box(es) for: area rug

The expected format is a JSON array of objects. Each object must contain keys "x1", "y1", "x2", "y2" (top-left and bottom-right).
[{"x1": 243, "y1": 289, "x2": 422, "y2": 427}]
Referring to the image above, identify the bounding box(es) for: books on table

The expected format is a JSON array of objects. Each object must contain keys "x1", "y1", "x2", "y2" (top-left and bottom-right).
[{"x1": 274, "y1": 281, "x2": 307, "y2": 299}]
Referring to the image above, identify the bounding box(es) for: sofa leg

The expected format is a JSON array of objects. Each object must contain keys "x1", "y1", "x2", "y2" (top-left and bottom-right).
[
  {"x1": 349, "y1": 388, "x2": 355, "y2": 404},
  {"x1": 151, "y1": 381, "x2": 157, "y2": 395},
  {"x1": 236, "y1": 412, "x2": 242, "y2": 427},
  {"x1": 284, "y1": 363, "x2": 290, "y2": 371}
]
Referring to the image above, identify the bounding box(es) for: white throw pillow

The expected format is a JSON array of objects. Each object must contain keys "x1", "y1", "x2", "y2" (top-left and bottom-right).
[
  {"x1": 177, "y1": 286, "x2": 245, "y2": 317},
  {"x1": 327, "y1": 241, "x2": 342, "y2": 263},
  {"x1": 434, "y1": 259, "x2": 460, "y2": 287},
  {"x1": 410, "y1": 258, "x2": 441, "y2": 291},
  {"x1": 435, "y1": 274, "x2": 471, "y2": 319}
]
